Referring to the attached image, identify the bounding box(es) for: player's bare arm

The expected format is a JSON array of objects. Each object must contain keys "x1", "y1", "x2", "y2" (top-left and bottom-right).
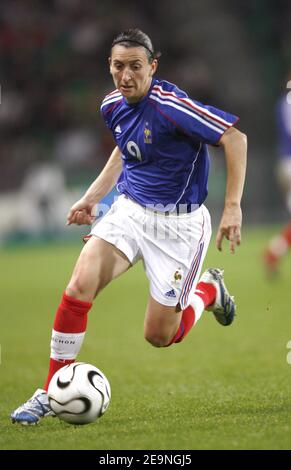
[
  {"x1": 217, "y1": 126, "x2": 247, "y2": 253},
  {"x1": 67, "y1": 146, "x2": 122, "y2": 226}
]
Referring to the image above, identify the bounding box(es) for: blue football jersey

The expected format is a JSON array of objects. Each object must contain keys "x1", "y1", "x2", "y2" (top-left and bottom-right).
[
  {"x1": 276, "y1": 96, "x2": 291, "y2": 158},
  {"x1": 101, "y1": 78, "x2": 238, "y2": 210}
]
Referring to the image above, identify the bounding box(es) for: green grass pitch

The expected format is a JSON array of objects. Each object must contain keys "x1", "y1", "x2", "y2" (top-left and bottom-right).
[{"x1": 1, "y1": 226, "x2": 291, "y2": 450}]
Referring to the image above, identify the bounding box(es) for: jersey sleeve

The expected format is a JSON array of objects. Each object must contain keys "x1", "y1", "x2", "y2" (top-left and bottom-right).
[
  {"x1": 276, "y1": 96, "x2": 291, "y2": 156},
  {"x1": 183, "y1": 99, "x2": 239, "y2": 144},
  {"x1": 150, "y1": 84, "x2": 239, "y2": 144}
]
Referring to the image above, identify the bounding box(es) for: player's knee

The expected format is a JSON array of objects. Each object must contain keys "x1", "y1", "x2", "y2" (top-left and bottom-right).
[
  {"x1": 66, "y1": 279, "x2": 100, "y2": 302},
  {"x1": 144, "y1": 332, "x2": 171, "y2": 348}
]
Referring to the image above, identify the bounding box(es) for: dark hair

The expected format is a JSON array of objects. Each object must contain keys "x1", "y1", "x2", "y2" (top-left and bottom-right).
[{"x1": 111, "y1": 29, "x2": 161, "y2": 62}]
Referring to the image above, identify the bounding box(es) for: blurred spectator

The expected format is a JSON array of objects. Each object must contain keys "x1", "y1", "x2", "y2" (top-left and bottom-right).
[
  {"x1": 1, "y1": 0, "x2": 218, "y2": 197},
  {"x1": 18, "y1": 163, "x2": 68, "y2": 237},
  {"x1": 54, "y1": 128, "x2": 100, "y2": 178},
  {"x1": 263, "y1": 73, "x2": 291, "y2": 275}
]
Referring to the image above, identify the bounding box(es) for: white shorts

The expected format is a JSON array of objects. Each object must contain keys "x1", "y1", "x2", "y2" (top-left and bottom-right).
[
  {"x1": 277, "y1": 159, "x2": 291, "y2": 214},
  {"x1": 91, "y1": 195, "x2": 212, "y2": 309}
]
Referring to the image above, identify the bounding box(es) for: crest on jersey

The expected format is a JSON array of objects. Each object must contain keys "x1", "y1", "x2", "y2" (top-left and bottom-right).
[
  {"x1": 171, "y1": 267, "x2": 183, "y2": 288},
  {"x1": 144, "y1": 123, "x2": 152, "y2": 144}
]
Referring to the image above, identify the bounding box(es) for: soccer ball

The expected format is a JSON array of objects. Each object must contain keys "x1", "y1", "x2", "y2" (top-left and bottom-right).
[{"x1": 47, "y1": 362, "x2": 111, "y2": 425}]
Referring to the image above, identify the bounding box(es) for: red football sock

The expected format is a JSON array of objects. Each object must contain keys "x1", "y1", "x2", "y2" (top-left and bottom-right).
[
  {"x1": 43, "y1": 358, "x2": 75, "y2": 392},
  {"x1": 53, "y1": 293, "x2": 91, "y2": 332},
  {"x1": 195, "y1": 281, "x2": 216, "y2": 308},
  {"x1": 166, "y1": 280, "x2": 217, "y2": 347},
  {"x1": 282, "y1": 222, "x2": 291, "y2": 246},
  {"x1": 264, "y1": 221, "x2": 291, "y2": 271},
  {"x1": 167, "y1": 305, "x2": 195, "y2": 345},
  {"x1": 43, "y1": 293, "x2": 92, "y2": 391}
]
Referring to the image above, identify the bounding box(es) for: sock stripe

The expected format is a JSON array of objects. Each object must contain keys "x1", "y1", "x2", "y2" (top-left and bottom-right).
[
  {"x1": 176, "y1": 321, "x2": 185, "y2": 341},
  {"x1": 50, "y1": 330, "x2": 86, "y2": 361}
]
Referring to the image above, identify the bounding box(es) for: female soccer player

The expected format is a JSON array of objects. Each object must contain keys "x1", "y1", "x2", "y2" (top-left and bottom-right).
[{"x1": 11, "y1": 29, "x2": 247, "y2": 425}]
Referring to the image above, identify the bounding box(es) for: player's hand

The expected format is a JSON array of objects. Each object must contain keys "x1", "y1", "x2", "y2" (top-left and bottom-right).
[
  {"x1": 216, "y1": 204, "x2": 242, "y2": 254},
  {"x1": 66, "y1": 198, "x2": 96, "y2": 226}
]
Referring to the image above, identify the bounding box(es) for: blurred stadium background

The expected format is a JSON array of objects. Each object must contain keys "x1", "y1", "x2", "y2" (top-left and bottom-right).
[
  {"x1": 0, "y1": 0, "x2": 291, "y2": 243},
  {"x1": 1, "y1": 0, "x2": 291, "y2": 451}
]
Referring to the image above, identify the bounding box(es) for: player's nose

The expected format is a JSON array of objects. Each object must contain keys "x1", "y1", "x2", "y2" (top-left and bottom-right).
[{"x1": 122, "y1": 69, "x2": 132, "y2": 82}]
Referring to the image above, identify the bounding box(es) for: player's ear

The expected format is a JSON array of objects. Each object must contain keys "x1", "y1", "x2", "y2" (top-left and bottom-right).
[{"x1": 150, "y1": 59, "x2": 158, "y2": 76}]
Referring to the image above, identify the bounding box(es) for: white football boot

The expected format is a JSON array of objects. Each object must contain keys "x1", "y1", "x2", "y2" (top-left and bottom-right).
[
  {"x1": 199, "y1": 268, "x2": 236, "y2": 326},
  {"x1": 11, "y1": 388, "x2": 55, "y2": 425}
]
